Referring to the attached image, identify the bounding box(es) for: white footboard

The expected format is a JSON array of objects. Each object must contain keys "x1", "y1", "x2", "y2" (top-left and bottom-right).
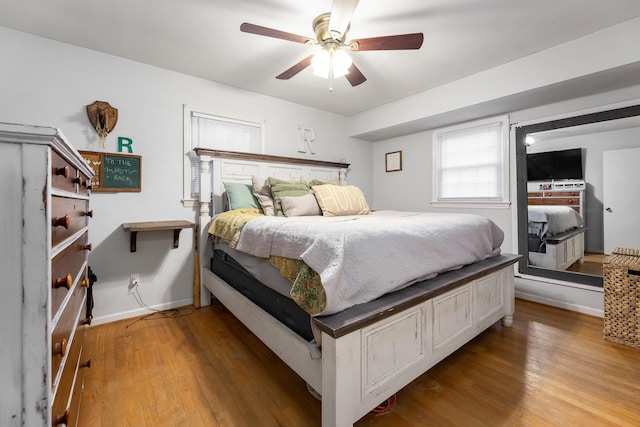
[
  {"x1": 318, "y1": 265, "x2": 514, "y2": 426},
  {"x1": 529, "y1": 228, "x2": 585, "y2": 270},
  {"x1": 201, "y1": 256, "x2": 517, "y2": 427}
]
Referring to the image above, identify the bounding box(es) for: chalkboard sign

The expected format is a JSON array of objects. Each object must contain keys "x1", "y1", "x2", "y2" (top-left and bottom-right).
[{"x1": 79, "y1": 151, "x2": 142, "y2": 192}]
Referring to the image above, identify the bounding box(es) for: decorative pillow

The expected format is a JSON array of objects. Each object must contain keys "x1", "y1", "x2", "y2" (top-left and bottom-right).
[
  {"x1": 267, "y1": 177, "x2": 311, "y2": 216},
  {"x1": 251, "y1": 175, "x2": 275, "y2": 216},
  {"x1": 309, "y1": 178, "x2": 338, "y2": 186},
  {"x1": 222, "y1": 182, "x2": 260, "y2": 210},
  {"x1": 281, "y1": 193, "x2": 322, "y2": 217},
  {"x1": 312, "y1": 184, "x2": 370, "y2": 216}
]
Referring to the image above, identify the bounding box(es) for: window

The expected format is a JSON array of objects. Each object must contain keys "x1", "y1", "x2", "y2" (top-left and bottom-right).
[
  {"x1": 432, "y1": 115, "x2": 509, "y2": 208},
  {"x1": 183, "y1": 105, "x2": 264, "y2": 204}
]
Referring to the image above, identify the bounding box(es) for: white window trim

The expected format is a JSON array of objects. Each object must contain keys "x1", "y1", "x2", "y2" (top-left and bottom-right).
[
  {"x1": 431, "y1": 115, "x2": 511, "y2": 209},
  {"x1": 182, "y1": 105, "x2": 265, "y2": 206}
]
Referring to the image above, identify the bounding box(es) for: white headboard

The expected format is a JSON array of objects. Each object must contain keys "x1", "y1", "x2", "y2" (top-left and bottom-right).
[
  {"x1": 194, "y1": 148, "x2": 349, "y2": 218},
  {"x1": 192, "y1": 148, "x2": 349, "y2": 307}
]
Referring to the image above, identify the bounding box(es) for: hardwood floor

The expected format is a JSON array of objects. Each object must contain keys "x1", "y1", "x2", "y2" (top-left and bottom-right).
[
  {"x1": 567, "y1": 252, "x2": 607, "y2": 276},
  {"x1": 79, "y1": 299, "x2": 640, "y2": 426}
]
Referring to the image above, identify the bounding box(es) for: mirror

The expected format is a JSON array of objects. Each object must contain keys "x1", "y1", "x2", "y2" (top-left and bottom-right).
[{"x1": 516, "y1": 104, "x2": 640, "y2": 286}]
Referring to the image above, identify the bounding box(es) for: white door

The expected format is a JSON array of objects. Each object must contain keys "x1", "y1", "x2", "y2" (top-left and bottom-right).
[{"x1": 603, "y1": 148, "x2": 640, "y2": 254}]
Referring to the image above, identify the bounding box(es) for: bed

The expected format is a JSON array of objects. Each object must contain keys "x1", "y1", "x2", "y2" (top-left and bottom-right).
[
  {"x1": 527, "y1": 205, "x2": 586, "y2": 270},
  {"x1": 193, "y1": 148, "x2": 519, "y2": 427}
]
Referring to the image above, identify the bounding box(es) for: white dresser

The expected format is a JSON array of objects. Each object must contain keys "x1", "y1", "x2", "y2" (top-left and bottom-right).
[{"x1": 0, "y1": 123, "x2": 94, "y2": 426}]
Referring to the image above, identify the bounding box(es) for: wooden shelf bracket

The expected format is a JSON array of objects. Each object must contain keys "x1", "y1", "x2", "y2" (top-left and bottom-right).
[{"x1": 122, "y1": 220, "x2": 195, "y2": 252}]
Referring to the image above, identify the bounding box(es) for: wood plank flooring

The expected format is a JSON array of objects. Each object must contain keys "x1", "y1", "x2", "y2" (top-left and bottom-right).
[
  {"x1": 567, "y1": 252, "x2": 607, "y2": 276},
  {"x1": 79, "y1": 299, "x2": 640, "y2": 426}
]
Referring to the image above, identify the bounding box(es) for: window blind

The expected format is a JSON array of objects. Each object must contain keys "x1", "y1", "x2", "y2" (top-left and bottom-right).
[
  {"x1": 435, "y1": 120, "x2": 505, "y2": 201},
  {"x1": 189, "y1": 112, "x2": 262, "y2": 198}
]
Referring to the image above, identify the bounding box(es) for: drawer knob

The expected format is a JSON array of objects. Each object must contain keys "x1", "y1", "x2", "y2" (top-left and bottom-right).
[
  {"x1": 72, "y1": 176, "x2": 86, "y2": 186},
  {"x1": 80, "y1": 359, "x2": 92, "y2": 369},
  {"x1": 52, "y1": 274, "x2": 72, "y2": 290},
  {"x1": 53, "y1": 409, "x2": 68, "y2": 426},
  {"x1": 83, "y1": 210, "x2": 94, "y2": 218},
  {"x1": 52, "y1": 214, "x2": 70, "y2": 229},
  {"x1": 80, "y1": 316, "x2": 93, "y2": 326},
  {"x1": 53, "y1": 338, "x2": 67, "y2": 357},
  {"x1": 80, "y1": 278, "x2": 90, "y2": 288},
  {"x1": 54, "y1": 166, "x2": 69, "y2": 178},
  {"x1": 83, "y1": 243, "x2": 93, "y2": 252}
]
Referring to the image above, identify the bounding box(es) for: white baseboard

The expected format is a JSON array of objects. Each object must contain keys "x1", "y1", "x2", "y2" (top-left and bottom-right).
[
  {"x1": 91, "y1": 298, "x2": 193, "y2": 326},
  {"x1": 514, "y1": 273, "x2": 604, "y2": 318},
  {"x1": 515, "y1": 290, "x2": 603, "y2": 318}
]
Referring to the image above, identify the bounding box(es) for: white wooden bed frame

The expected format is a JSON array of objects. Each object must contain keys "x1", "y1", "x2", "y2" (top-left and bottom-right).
[
  {"x1": 528, "y1": 228, "x2": 585, "y2": 270},
  {"x1": 194, "y1": 148, "x2": 518, "y2": 427}
]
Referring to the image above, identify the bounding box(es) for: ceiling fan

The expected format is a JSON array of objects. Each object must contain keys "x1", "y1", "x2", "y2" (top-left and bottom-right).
[{"x1": 240, "y1": 0, "x2": 424, "y2": 90}]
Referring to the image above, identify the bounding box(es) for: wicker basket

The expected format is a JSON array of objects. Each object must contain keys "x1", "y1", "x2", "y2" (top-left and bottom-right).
[{"x1": 603, "y1": 247, "x2": 640, "y2": 348}]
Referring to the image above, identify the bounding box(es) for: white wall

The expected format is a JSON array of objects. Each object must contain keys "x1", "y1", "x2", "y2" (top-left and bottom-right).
[
  {"x1": 371, "y1": 88, "x2": 640, "y2": 317},
  {"x1": 0, "y1": 26, "x2": 372, "y2": 324}
]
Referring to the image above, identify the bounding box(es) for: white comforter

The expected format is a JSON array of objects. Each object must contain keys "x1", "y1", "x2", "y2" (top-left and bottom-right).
[
  {"x1": 235, "y1": 210, "x2": 504, "y2": 316},
  {"x1": 528, "y1": 205, "x2": 583, "y2": 236}
]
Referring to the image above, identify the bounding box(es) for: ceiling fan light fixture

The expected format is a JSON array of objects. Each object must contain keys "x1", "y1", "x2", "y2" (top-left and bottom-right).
[{"x1": 312, "y1": 48, "x2": 352, "y2": 79}]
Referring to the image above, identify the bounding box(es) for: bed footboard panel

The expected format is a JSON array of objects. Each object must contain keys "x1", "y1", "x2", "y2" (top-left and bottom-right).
[
  {"x1": 320, "y1": 264, "x2": 514, "y2": 427},
  {"x1": 202, "y1": 255, "x2": 517, "y2": 427}
]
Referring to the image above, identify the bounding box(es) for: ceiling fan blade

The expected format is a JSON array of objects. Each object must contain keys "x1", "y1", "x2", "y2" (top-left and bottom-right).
[
  {"x1": 276, "y1": 55, "x2": 314, "y2": 80},
  {"x1": 345, "y1": 62, "x2": 366, "y2": 87},
  {"x1": 329, "y1": 0, "x2": 359, "y2": 37},
  {"x1": 240, "y1": 22, "x2": 311, "y2": 44},
  {"x1": 353, "y1": 33, "x2": 424, "y2": 51}
]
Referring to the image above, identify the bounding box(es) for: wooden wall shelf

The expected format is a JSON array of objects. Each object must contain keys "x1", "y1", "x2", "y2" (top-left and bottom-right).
[{"x1": 122, "y1": 220, "x2": 195, "y2": 252}]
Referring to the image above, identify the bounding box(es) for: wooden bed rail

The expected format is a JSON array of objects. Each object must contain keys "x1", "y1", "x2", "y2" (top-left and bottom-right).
[{"x1": 193, "y1": 148, "x2": 350, "y2": 169}]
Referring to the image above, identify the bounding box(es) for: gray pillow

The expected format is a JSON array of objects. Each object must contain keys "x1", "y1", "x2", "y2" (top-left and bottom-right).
[
  {"x1": 266, "y1": 177, "x2": 311, "y2": 216},
  {"x1": 281, "y1": 193, "x2": 322, "y2": 217}
]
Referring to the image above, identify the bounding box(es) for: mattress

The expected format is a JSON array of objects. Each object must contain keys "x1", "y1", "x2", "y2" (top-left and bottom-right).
[
  {"x1": 210, "y1": 209, "x2": 504, "y2": 316},
  {"x1": 527, "y1": 205, "x2": 584, "y2": 253},
  {"x1": 210, "y1": 247, "x2": 314, "y2": 342}
]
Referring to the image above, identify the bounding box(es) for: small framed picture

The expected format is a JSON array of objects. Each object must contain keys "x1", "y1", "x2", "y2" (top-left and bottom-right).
[{"x1": 385, "y1": 151, "x2": 402, "y2": 172}]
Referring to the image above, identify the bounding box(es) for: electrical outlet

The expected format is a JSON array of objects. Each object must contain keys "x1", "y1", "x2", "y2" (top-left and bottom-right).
[{"x1": 129, "y1": 273, "x2": 140, "y2": 292}]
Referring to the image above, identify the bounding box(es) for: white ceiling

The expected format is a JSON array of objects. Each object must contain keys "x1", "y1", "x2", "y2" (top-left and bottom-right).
[{"x1": 2, "y1": 0, "x2": 640, "y2": 117}]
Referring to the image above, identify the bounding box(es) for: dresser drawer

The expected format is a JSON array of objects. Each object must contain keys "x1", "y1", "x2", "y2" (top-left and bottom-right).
[
  {"x1": 52, "y1": 196, "x2": 90, "y2": 247},
  {"x1": 52, "y1": 328, "x2": 87, "y2": 427},
  {"x1": 66, "y1": 357, "x2": 86, "y2": 427},
  {"x1": 543, "y1": 191, "x2": 580, "y2": 197},
  {"x1": 51, "y1": 150, "x2": 77, "y2": 193},
  {"x1": 77, "y1": 170, "x2": 92, "y2": 197},
  {"x1": 52, "y1": 287, "x2": 86, "y2": 383},
  {"x1": 52, "y1": 232, "x2": 90, "y2": 315},
  {"x1": 528, "y1": 197, "x2": 579, "y2": 206}
]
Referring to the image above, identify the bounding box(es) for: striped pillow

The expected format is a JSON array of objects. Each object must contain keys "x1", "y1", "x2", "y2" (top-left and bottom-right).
[{"x1": 311, "y1": 184, "x2": 370, "y2": 216}]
